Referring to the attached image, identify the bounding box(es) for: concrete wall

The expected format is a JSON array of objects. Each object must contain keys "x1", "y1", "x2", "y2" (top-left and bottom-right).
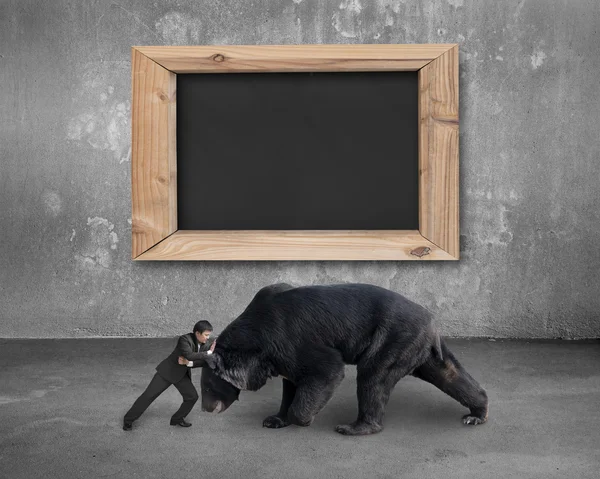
[{"x1": 1, "y1": 0, "x2": 599, "y2": 339}]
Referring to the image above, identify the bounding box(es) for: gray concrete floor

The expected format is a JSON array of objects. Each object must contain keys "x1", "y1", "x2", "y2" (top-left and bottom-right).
[{"x1": 0, "y1": 338, "x2": 599, "y2": 479}]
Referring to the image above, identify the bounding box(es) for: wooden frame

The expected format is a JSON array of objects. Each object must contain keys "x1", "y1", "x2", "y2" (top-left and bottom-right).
[{"x1": 131, "y1": 44, "x2": 459, "y2": 261}]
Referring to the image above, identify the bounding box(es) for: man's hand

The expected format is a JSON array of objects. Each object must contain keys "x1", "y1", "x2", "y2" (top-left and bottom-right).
[
  {"x1": 210, "y1": 341, "x2": 216, "y2": 352},
  {"x1": 178, "y1": 356, "x2": 189, "y2": 365}
]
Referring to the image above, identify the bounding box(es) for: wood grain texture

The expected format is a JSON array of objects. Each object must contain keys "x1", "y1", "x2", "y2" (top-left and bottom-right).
[
  {"x1": 134, "y1": 44, "x2": 457, "y2": 73},
  {"x1": 418, "y1": 45, "x2": 459, "y2": 258},
  {"x1": 131, "y1": 48, "x2": 177, "y2": 258},
  {"x1": 130, "y1": 44, "x2": 460, "y2": 261},
  {"x1": 134, "y1": 230, "x2": 455, "y2": 261}
]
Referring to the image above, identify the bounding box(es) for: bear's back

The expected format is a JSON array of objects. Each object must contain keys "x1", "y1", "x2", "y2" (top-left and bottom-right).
[{"x1": 220, "y1": 283, "x2": 433, "y2": 364}]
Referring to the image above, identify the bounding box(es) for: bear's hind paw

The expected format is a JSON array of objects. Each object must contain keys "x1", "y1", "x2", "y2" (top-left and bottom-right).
[
  {"x1": 335, "y1": 421, "x2": 383, "y2": 436},
  {"x1": 263, "y1": 415, "x2": 289, "y2": 428},
  {"x1": 462, "y1": 414, "x2": 487, "y2": 425}
]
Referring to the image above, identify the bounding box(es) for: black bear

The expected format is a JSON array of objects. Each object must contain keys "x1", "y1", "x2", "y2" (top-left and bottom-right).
[{"x1": 200, "y1": 283, "x2": 488, "y2": 435}]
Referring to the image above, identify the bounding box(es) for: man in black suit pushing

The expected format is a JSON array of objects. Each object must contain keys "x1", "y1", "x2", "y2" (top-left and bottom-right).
[{"x1": 123, "y1": 320, "x2": 215, "y2": 431}]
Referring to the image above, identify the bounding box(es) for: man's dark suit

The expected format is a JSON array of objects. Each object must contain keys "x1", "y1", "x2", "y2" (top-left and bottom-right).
[{"x1": 124, "y1": 333, "x2": 214, "y2": 424}]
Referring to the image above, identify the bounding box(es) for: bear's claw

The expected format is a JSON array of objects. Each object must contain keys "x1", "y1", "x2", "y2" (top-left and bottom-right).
[{"x1": 462, "y1": 414, "x2": 486, "y2": 425}]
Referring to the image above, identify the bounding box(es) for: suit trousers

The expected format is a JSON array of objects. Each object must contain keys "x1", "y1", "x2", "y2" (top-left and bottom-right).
[{"x1": 124, "y1": 372, "x2": 199, "y2": 423}]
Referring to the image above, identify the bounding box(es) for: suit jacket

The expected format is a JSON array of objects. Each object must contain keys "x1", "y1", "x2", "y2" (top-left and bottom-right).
[{"x1": 155, "y1": 333, "x2": 215, "y2": 384}]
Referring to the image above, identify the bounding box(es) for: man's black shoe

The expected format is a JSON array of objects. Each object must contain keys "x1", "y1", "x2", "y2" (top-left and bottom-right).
[
  {"x1": 123, "y1": 422, "x2": 133, "y2": 431},
  {"x1": 170, "y1": 418, "x2": 192, "y2": 427}
]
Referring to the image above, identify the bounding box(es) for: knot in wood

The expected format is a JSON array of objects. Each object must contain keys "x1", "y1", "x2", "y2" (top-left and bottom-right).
[
  {"x1": 212, "y1": 53, "x2": 225, "y2": 63},
  {"x1": 410, "y1": 246, "x2": 431, "y2": 258}
]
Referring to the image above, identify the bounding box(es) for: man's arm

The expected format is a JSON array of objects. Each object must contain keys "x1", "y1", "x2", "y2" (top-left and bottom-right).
[
  {"x1": 177, "y1": 335, "x2": 213, "y2": 361},
  {"x1": 178, "y1": 336, "x2": 216, "y2": 367}
]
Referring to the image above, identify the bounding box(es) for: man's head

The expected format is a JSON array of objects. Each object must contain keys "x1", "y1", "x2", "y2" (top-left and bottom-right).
[{"x1": 193, "y1": 320, "x2": 213, "y2": 344}]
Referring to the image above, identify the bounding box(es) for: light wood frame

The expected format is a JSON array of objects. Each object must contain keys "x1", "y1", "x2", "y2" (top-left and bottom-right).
[{"x1": 131, "y1": 44, "x2": 459, "y2": 261}]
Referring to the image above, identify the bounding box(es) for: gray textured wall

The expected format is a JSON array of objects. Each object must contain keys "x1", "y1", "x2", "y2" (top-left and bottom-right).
[{"x1": 1, "y1": 0, "x2": 599, "y2": 339}]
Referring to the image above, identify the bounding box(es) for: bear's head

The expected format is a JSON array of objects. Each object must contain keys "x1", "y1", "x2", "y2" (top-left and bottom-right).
[
  {"x1": 200, "y1": 362, "x2": 241, "y2": 413},
  {"x1": 200, "y1": 341, "x2": 276, "y2": 413}
]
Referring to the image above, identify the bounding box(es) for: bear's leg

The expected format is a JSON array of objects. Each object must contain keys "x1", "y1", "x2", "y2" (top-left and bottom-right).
[
  {"x1": 287, "y1": 375, "x2": 343, "y2": 427},
  {"x1": 411, "y1": 341, "x2": 488, "y2": 425},
  {"x1": 263, "y1": 378, "x2": 296, "y2": 428},
  {"x1": 286, "y1": 349, "x2": 345, "y2": 427},
  {"x1": 335, "y1": 366, "x2": 407, "y2": 436}
]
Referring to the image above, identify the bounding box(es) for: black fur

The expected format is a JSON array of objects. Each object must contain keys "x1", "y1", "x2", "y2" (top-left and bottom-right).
[{"x1": 200, "y1": 283, "x2": 488, "y2": 435}]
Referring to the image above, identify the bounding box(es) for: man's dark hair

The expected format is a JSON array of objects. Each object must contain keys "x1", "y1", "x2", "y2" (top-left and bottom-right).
[{"x1": 193, "y1": 320, "x2": 213, "y2": 334}]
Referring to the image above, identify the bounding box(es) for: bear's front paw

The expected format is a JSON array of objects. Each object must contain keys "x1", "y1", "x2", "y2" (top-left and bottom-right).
[
  {"x1": 263, "y1": 415, "x2": 289, "y2": 428},
  {"x1": 462, "y1": 414, "x2": 486, "y2": 425},
  {"x1": 335, "y1": 421, "x2": 383, "y2": 436}
]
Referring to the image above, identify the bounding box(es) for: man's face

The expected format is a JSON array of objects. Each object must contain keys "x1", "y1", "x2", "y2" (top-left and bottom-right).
[{"x1": 195, "y1": 330, "x2": 211, "y2": 343}]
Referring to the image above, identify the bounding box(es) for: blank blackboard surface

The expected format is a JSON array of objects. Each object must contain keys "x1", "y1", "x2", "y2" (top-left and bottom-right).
[{"x1": 177, "y1": 71, "x2": 418, "y2": 230}]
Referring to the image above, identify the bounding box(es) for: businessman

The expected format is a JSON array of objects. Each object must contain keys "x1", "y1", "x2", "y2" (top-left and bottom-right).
[{"x1": 123, "y1": 320, "x2": 216, "y2": 431}]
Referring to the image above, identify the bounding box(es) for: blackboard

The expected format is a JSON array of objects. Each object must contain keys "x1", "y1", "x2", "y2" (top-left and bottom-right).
[{"x1": 177, "y1": 71, "x2": 418, "y2": 230}]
